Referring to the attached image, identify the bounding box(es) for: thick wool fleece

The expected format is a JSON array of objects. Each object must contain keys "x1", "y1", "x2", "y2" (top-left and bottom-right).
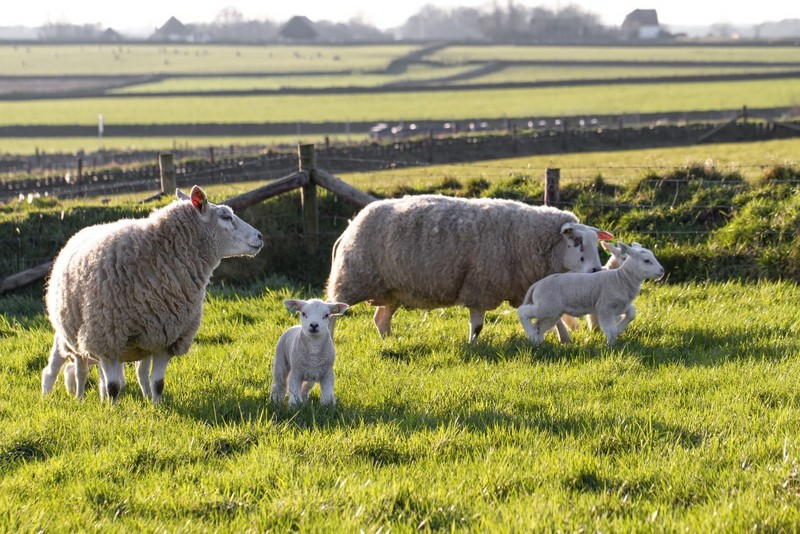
[
  {"x1": 326, "y1": 194, "x2": 579, "y2": 311},
  {"x1": 46, "y1": 200, "x2": 220, "y2": 362}
]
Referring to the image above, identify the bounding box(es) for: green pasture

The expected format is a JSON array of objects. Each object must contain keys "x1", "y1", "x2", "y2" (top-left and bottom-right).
[
  {"x1": 431, "y1": 44, "x2": 800, "y2": 64},
  {"x1": 2, "y1": 277, "x2": 800, "y2": 531},
  {"x1": 1, "y1": 78, "x2": 799, "y2": 127},
  {"x1": 0, "y1": 44, "x2": 417, "y2": 76}
]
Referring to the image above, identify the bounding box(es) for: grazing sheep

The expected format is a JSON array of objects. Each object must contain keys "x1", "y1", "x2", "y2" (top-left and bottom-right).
[
  {"x1": 518, "y1": 242, "x2": 664, "y2": 346},
  {"x1": 270, "y1": 299, "x2": 349, "y2": 408},
  {"x1": 326, "y1": 194, "x2": 611, "y2": 343},
  {"x1": 41, "y1": 185, "x2": 264, "y2": 404}
]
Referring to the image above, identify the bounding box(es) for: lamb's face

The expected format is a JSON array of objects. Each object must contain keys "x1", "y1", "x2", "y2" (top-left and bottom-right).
[
  {"x1": 284, "y1": 299, "x2": 350, "y2": 337},
  {"x1": 559, "y1": 223, "x2": 609, "y2": 274},
  {"x1": 621, "y1": 244, "x2": 665, "y2": 280}
]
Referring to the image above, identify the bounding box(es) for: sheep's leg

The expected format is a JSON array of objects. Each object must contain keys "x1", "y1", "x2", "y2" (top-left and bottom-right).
[
  {"x1": 319, "y1": 372, "x2": 336, "y2": 406},
  {"x1": 468, "y1": 309, "x2": 485, "y2": 344},
  {"x1": 270, "y1": 351, "x2": 290, "y2": 404},
  {"x1": 147, "y1": 352, "x2": 171, "y2": 404},
  {"x1": 287, "y1": 373, "x2": 304, "y2": 408},
  {"x1": 561, "y1": 315, "x2": 579, "y2": 331},
  {"x1": 555, "y1": 319, "x2": 571, "y2": 343},
  {"x1": 614, "y1": 305, "x2": 636, "y2": 337},
  {"x1": 597, "y1": 313, "x2": 621, "y2": 345},
  {"x1": 533, "y1": 317, "x2": 560, "y2": 345},
  {"x1": 63, "y1": 360, "x2": 77, "y2": 396},
  {"x1": 373, "y1": 305, "x2": 396, "y2": 338},
  {"x1": 98, "y1": 358, "x2": 124, "y2": 403},
  {"x1": 586, "y1": 314, "x2": 599, "y2": 330},
  {"x1": 136, "y1": 357, "x2": 153, "y2": 400},
  {"x1": 41, "y1": 336, "x2": 68, "y2": 396},
  {"x1": 71, "y1": 357, "x2": 90, "y2": 399}
]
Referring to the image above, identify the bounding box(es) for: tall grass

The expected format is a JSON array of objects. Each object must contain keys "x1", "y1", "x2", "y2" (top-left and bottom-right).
[{"x1": 2, "y1": 278, "x2": 800, "y2": 530}]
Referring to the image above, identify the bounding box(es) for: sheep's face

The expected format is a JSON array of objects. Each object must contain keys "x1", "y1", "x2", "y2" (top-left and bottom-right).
[
  {"x1": 559, "y1": 223, "x2": 609, "y2": 274},
  {"x1": 285, "y1": 299, "x2": 349, "y2": 337},
  {"x1": 620, "y1": 243, "x2": 665, "y2": 280},
  {"x1": 178, "y1": 185, "x2": 263, "y2": 258}
]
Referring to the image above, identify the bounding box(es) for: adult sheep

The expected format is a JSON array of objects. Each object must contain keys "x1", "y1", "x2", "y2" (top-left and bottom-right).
[
  {"x1": 41, "y1": 185, "x2": 264, "y2": 404},
  {"x1": 326, "y1": 194, "x2": 611, "y2": 343}
]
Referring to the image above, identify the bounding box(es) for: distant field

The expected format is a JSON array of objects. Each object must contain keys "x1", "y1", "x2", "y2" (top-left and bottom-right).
[
  {"x1": 431, "y1": 45, "x2": 800, "y2": 64},
  {"x1": 0, "y1": 44, "x2": 417, "y2": 76},
  {"x1": 1, "y1": 79, "x2": 798, "y2": 127}
]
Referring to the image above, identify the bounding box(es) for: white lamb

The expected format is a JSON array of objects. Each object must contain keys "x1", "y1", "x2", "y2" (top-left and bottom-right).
[
  {"x1": 270, "y1": 298, "x2": 349, "y2": 408},
  {"x1": 518, "y1": 242, "x2": 664, "y2": 345},
  {"x1": 558, "y1": 240, "x2": 629, "y2": 339},
  {"x1": 41, "y1": 185, "x2": 264, "y2": 404}
]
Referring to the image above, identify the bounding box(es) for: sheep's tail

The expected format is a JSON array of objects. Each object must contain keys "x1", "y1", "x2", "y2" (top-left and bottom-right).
[
  {"x1": 522, "y1": 281, "x2": 539, "y2": 306},
  {"x1": 330, "y1": 234, "x2": 344, "y2": 266}
]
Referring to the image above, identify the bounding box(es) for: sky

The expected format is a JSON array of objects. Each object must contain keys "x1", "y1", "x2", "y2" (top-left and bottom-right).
[{"x1": 5, "y1": 0, "x2": 800, "y2": 34}]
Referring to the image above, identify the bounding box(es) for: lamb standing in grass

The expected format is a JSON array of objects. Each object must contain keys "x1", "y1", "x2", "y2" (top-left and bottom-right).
[
  {"x1": 518, "y1": 242, "x2": 664, "y2": 345},
  {"x1": 270, "y1": 299, "x2": 348, "y2": 408},
  {"x1": 41, "y1": 185, "x2": 264, "y2": 404}
]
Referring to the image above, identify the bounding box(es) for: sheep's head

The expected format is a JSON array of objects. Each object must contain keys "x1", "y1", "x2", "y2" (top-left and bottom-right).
[
  {"x1": 559, "y1": 223, "x2": 613, "y2": 274},
  {"x1": 619, "y1": 242, "x2": 665, "y2": 281},
  {"x1": 285, "y1": 298, "x2": 349, "y2": 336},
  {"x1": 177, "y1": 185, "x2": 264, "y2": 258}
]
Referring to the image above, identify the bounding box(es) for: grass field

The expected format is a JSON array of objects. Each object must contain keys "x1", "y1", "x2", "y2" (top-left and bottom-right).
[
  {"x1": 1, "y1": 79, "x2": 799, "y2": 127},
  {"x1": 2, "y1": 277, "x2": 800, "y2": 530}
]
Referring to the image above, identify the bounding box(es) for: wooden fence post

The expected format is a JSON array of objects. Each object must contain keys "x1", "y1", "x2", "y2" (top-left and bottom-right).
[
  {"x1": 544, "y1": 168, "x2": 560, "y2": 207},
  {"x1": 158, "y1": 153, "x2": 176, "y2": 194},
  {"x1": 298, "y1": 144, "x2": 319, "y2": 256}
]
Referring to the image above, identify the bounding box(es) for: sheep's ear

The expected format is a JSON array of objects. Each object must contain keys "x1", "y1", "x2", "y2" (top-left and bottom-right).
[
  {"x1": 597, "y1": 229, "x2": 614, "y2": 241},
  {"x1": 190, "y1": 185, "x2": 208, "y2": 213},
  {"x1": 329, "y1": 302, "x2": 349, "y2": 316},
  {"x1": 176, "y1": 188, "x2": 190, "y2": 201},
  {"x1": 284, "y1": 299, "x2": 305, "y2": 314},
  {"x1": 560, "y1": 223, "x2": 575, "y2": 236}
]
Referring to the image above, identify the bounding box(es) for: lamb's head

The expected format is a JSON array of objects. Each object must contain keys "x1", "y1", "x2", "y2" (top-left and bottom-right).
[
  {"x1": 559, "y1": 223, "x2": 614, "y2": 274},
  {"x1": 618, "y1": 242, "x2": 665, "y2": 280},
  {"x1": 177, "y1": 185, "x2": 263, "y2": 258},
  {"x1": 284, "y1": 298, "x2": 349, "y2": 337}
]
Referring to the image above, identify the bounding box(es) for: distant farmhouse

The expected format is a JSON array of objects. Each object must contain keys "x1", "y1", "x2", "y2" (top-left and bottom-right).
[
  {"x1": 280, "y1": 16, "x2": 317, "y2": 42},
  {"x1": 149, "y1": 16, "x2": 209, "y2": 42},
  {"x1": 621, "y1": 9, "x2": 662, "y2": 40}
]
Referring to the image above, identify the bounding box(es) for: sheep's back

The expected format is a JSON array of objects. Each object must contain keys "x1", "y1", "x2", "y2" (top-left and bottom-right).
[{"x1": 328, "y1": 195, "x2": 576, "y2": 310}]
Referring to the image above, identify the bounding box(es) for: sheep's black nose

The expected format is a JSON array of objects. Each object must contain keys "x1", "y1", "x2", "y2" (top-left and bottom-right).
[
  {"x1": 309, "y1": 323, "x2": 319, "y2": 332},
  {"x1": 591, "y1": 267, "x2": 602, "y2": 273},
  {"x1": 257, "y1": 232, "x2": 263, "y2": 240}
]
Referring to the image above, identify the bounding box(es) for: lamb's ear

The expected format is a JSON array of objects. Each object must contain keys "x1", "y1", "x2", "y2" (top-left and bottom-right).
[
  {"x1": 618, "y1": 242, "x2": 635, "y2": 256},
  {"x1": 329, "y1": 302, "x2": 349, "y2": 316},
  {"x1": 176, "y1": 188, "x2": 190, "y2": 201},
  {"x1": 603, "y1": 241, "x2": 624, "y2": 259},
  {"x1": 284, "y1": 299, "x2": 305, "y2": 314},
  {"x1": 190, "y1": 185, "x2": 208, "y2": 213}
]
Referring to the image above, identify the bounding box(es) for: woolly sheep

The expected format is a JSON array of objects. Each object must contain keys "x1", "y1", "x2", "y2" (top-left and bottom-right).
[
  {"x1": 326, "y1": 194, "x2": 611, "y2": 343},
  {"x1": 270, "y1": 298, "x2": 349, "y2": 408},
  {"x1": 41, "y1": 185, "x2": 264, "y2": 404},
  {"x1": 518, "y1": 242, "x2": 664, "y2": 345}
]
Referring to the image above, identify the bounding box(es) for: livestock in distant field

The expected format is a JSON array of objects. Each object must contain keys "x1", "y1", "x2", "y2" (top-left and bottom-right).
[
  {"x1": 326, "y1": 194, "x2": 611, "y2": 343},
  {"x1": 270, "y1": 298, "x2": 349, "y2": 408},
  {"x1": 41, "y1": 185, "x2": 264, "y2": 404},
  {"x1": 518, "y1": 242, "x2": 664, "y2": 345}
]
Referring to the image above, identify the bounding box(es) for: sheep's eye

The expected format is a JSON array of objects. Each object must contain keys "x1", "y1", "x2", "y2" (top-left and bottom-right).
[
  {"x1": 221, "y1": 214, "x2": 232, "y2": 221},
  {"x1": 301, "y1": 312, "x2": 307, "y2": 318},
  {"x1": 323, "y1": 314, "x2": 329, "y2": 320},
  {"x1": 644, "y1": 259, "x2": 652, "y2": 264}
]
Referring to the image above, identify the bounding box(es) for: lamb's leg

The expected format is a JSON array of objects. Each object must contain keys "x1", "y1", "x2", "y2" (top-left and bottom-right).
[
  {"x1": 614, "y1": 304, "x2": 636, "y2": 336},
  {"x1": 98, "y1": 358, "x2": 124, "y2": 403},
  {"x1": 147, "y1": 352, "x2": 171, "y2": 404},
  {"x1": 517, "y1": 304, "x2": 538, "y2": 341},
  {"x1": 270, "y1": 351, "x2": 289, "y2": 404},
  {"x1": 287, "y1": 373, "x2": 304, "y2": 408},
  {"x1": 468, "y1": 308, "x2": 486, "y2": 344},
  {"x1": 300, "y1": 381, "x2": 315, "y2": 402},
  {"x1": 373, "y1": 305, "x2": 396, "y2": 338},
  {"x1": 319, "y1": 371, "x2": 336, "y2": 406},
  {"x1": 136, "y1": 357, "x2": 153, "y2": 400},
  {"x1": 561, "y1": 315, "x2": 579, "y2": 331},
  {"x1": 555, "y1": 319, "x2": 572, "y2": 343},
  {"x1": 586, "y1": 314, "x2": 599, "y2": 330},
  {"x1": 597, "y1": 313, "x2": 621, "y2": 345},
  {"x1": 532, "y1": 317, "x2": 559, "y2": 345},
  {"x1": 41, "y1": 336, "x2": 68, "y2": 396}
]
